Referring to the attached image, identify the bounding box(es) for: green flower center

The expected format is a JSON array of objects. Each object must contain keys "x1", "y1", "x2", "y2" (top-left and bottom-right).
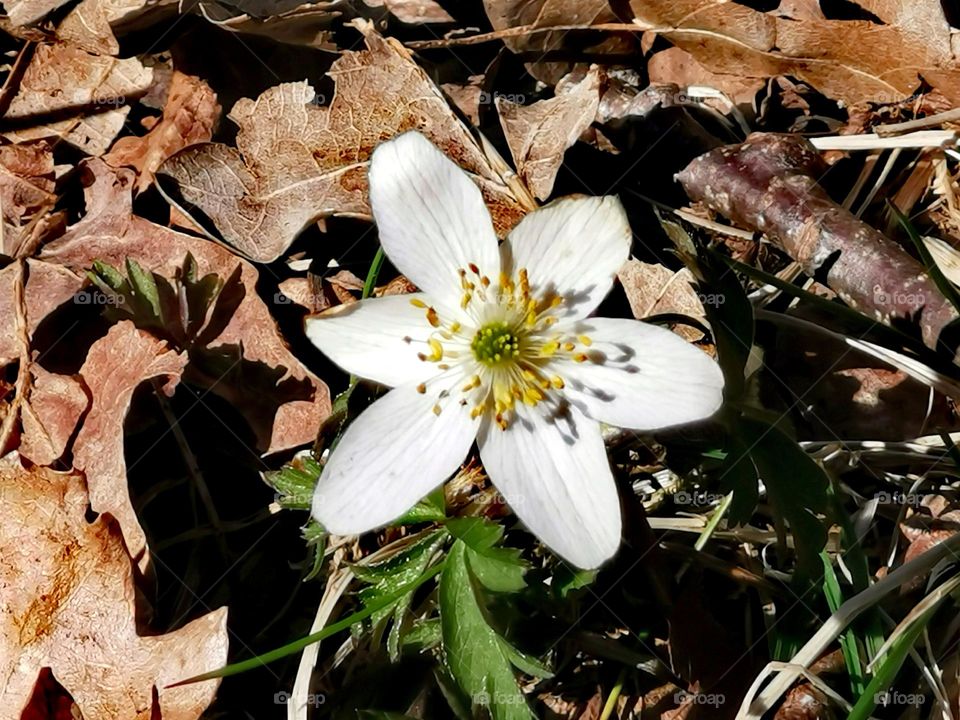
[{"x1": 471, "y1": 322, "x2": 520, "y2": 366}]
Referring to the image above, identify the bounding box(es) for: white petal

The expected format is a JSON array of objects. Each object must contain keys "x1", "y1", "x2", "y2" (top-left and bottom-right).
[
  {"x1": 502, "y1": 196, "x2": 631, "y2": 320},
  {"x1": 368, "y1": 132, "x2": 501, "y2": 311},
  {"x1": 556, "y1": 317, "x2": 724, "y2": 430},
  {"x1": 477, "y1": 404, "x2": 621, "y2": 569},
  {"x1": 305, "y1": 293, "x2": 446, "y2": 387},
  {"x1": 312, "y1": 374, "x2": 479, "y2": 535}
]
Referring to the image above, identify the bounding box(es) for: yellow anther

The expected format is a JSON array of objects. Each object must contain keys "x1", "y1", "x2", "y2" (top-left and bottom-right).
[
  {"x1": 450, "y1": 321, "x2": 461, "y2": 333},
  {"x1": 481, "y1": 276, "x2": 490, "y2": 288},
  {"x1": 522, "y1": 368, "x2": 537, "y2": 381},
  {"x1": 550, "y1": 296, "x2": 563, "y2": 307},
  {"x1": 541, "y1": 341, "x2": 559, "y2": 356},
  {"x1": 416, "y1": 383, "x2": 427, "y2": 394},
  {"x1": 462, "y1": 376, "x2": 481, "y2": 391},
  {"x1": 563, "y1": 342, "x2": 576, "y2": 352},
  {"x1": 427, "y1": 338, "x2": 444, "y2": 361},
  {"x1": 468, "y1": 262, "x2": 480, "y2": 274},
  {"x1": 470, "y1": 404, "x2": 485, "y2": 419},
  {"x1": 551, "y1": 376, "x2": 565, "y2": 389},
  {"x1": 410, "y1": 298, "x2": 427, "y2": 308},
  {"x1": 426, "y1": 307, "x2": 440, "y2": 327},
  {"x1": 523, "y1": 386, "x2": 544, "y2": 405},
  {"x1": 574, "y1": 353, "x2": 589, "y2": 363},
  {"x1": 579, "y1": 335, "x2": 593, "y2": 346},
  {"x1": 438, "y1": 363, "x2": 450, "y2": 370},
  {"x1": 526, "y1": 311, "x2": 537, "y2": 326},
  {"x1": 543, "y1": 316, "x2": 558, "y2": 326},
  {"x1": 432, "y1": 404, "x2": 442, "y2": 416},
  {"x1": 460, "y1": 292, "x2": 472, "y2": 309}
]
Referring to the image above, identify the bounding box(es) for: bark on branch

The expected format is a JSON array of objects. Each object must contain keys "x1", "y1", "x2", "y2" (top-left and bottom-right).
[{"x1": 676, "y1": 133, "x2": 958, "y2": 351}]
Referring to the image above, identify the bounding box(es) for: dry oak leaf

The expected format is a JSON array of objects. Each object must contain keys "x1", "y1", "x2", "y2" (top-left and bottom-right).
[
  {"x1": 618, "y1": 259, "x2": 706, "y2": 342},
  {"x1": 157, "y1": 20, "x2": 526, "y2": 263},
  {"x1": 105, "y1": 70, "x2": 221, "y2": 194},
  {"x1": 630, "y1": 0, "x2": 960, "y2": 107},
  {"x1": 0, "y1": 453, "x2": 227, "y2": 719},
  {"x1": 496, "y1": 66, "x2": 601, "y2": 201},
  {"x1": 19, "y1": 365, "x2": 89, "y2": 466},
  {"x1": 39, "y1": 160, "x2": 331, "y2": 455},
  {"x1": 73, "y1": 321, "x2": 188, "y2": 568},
  {"x1": 1, "y1": 43, "x2": 153, "y2": 156}
]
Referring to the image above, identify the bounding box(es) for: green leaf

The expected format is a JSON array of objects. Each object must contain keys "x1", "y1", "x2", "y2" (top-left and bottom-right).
[
  {"x1": 741, "y1": 417, "x2": 828, "y2": 579},
  {"x1": 354, "y1": 530, "x2": 446, "y2": 661},
  {"x1": 302, "y1": 520, "x2": 326, "y2": 582},
  {"x1": 262, "y1": 454, "x2": 322, "y2": 511},
  {"x1": 394, "y1": 486, "x2": 446, "y2": 525},
  {"x1": 357, "y1": 712, "x2": 418, "y2": 720},
  {"x1": 439, "y1": 542, "x2": 535, "y2": 720},
  {"x1": 401, "y1": 618, "x2": 442, "y2": 652},
  {"x1": 498, "y1": 638, "x2": 553, "y2": 678},
  {"x1": 446, "y1": 518, "x2": 527, "y2": 592},
  {"x1": 552, "y1": 565, "x2": 596, "y2": 599},
  {"x1": 125, "y1": 257, "x2": 162, "y2": 320}
]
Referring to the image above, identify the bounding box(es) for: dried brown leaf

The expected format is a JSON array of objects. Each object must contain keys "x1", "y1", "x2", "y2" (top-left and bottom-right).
[
  {"x1": 105, "y1": 70, "x2": 221, "y2": 193},
  {"x1": 618, "y1": 259, "x2": 705, "y2": 342},
  {"x1": 19, "y1": 365, "x2": 88, "y2": 466},
  {"x1": 497, "y1": 66, "x2": 601, "y2": 200},
  {"x1": 2, "y1": 43, "x2": 153, "y2": 156},
  {"x1": 39, "y1": 161, "x2": 331, "y2": 455},
  {"x1": 0, "y1": 141, "x2": 56, "y2": 258},
  {"x1": 158, "y1": 21, "x2": 525, "y2": 262},
  {"x1": 73, "y1": 321, "x2": 188, "y2": 566},
  {"x1": 0, "y1": 453, "x2": 227, "y2": 719},
  {"x1": 647, "y1": 47, "x2": 764, "y2": 106},
  {"x1": 379, "y1": 0, "x2": 454, "y2": 23},
  {"x1": 631, "y1": 0, "x2": 960, "y2": 106}
]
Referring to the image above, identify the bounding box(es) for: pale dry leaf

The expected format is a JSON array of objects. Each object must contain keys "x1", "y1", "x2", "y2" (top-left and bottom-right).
[
  {"x1": 196, "y1": 0, "x2": 341, "y2": 48},
  {"x1": 105, "y1": 70, "x2": 221, "y2": 194},
  {"x1": 19, "y1": 365, "x2": 88, "y2": 466},
  {"x1": 1, "y1": 0, "x2": 69, "y2": 25},
  {"x1": 496, "y1": 66, "x2": 601, "y2": 201},
  {"x1": 0, "y1": 453, "x2": 228, "y2": 720},
  {"x1": 0, "y1": 141, "x2": 56, "y2": 258},
  {"x1": 647, "y1": 47, "x2": 764, "y2": 106},
  {"x1": 39, "y1": 160, "x2": 331, "y2": 455},
  {"x1": 630, "y1": 0, "x2": 960, "y2": 106},
  {"x1": 376, "y1": 0, "x2": 454, "y2": 23},
  {"x1": 482, "y1": 0, "x2": 632, "y2": 83},
  {"x1": 157, "y1": 20, "x2": 526, "y2": 263},
  {"x1": 2, "y1": 43, "x2": 153, "y2": 156},
  {"x1": 617, "y1": 259, "x2": 705, "y2": 342},
  {"x1": 56, "y1": 0, "x2": 179, "y2": 55},
  {"x1": 73, "y1": 320, "x2": 188, "y2": 567}
]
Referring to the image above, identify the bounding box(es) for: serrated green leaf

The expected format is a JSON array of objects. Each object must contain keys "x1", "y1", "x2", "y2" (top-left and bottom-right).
[
  {"x1": 91, "y1": 260, "x2": 126, "y2": 289},
  {"x1": 263, "y1": 454, "x2": 322, "y2": 510},
  {"x1": 439, "y1": 542, "x2": 534, "y2": 720},
  {"x1": 302, "y1": 520, "x2": 325, "y2": 581},
  {"x1": 446, "y1": 517, "x2": 527, "y2": 592},
  {"x1": 402, "y1": 618, "x2": 441, "y2": 652},
  {"x1": 552, "y1": 565, "x2": 596, "y2": 598}
]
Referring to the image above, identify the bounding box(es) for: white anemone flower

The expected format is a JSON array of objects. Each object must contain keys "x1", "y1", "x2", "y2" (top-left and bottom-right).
[{"x1": 305, "y1": 131, "x2": 724, "y2": 569}]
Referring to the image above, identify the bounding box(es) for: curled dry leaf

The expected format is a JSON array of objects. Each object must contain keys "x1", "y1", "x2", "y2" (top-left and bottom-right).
[
  {"x1": 631, "y1": 0, "x2": 960, "y2": 107},
  {"x1": 617, "y1": 259, "x2": 706, "y2": 343},
  {"x1": 19, "y1": 365, "x2": 88, "y2": 466},
  {"x1": 56, "y1": 0, "x2": 179, "y2": 56},
  {"x1": 39, "y1": 160, "x2": 331, "y2": 455},
  {"x1": 73, "y1": 321, "x2": 188, "y2": 567},
  {"x1": 195, "y1": 0, "x2": 341, "y2": 48},
  {"x1": 0, "y1": 453, "x2": 228, "y2": 719},
  {"x1": 496, "y1": 66, "x2": 601, "y2": 201},
  {"x1": 158, "y1": 20, "x2": 526, "y2": 263},
  {"x1": 105, "y1": 70, "x2": 221, "y2": 194},
  {"x1": 2, "y1": 43, "x2": 153, "y2": 156}
]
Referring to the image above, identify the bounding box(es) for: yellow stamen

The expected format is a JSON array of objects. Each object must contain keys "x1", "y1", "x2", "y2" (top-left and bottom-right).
[
  {"x1": 416, "y1": 383, "x2": 426, "y2": 394},
  {"x1": 426, "y1": 307, "x2": 440, "y2": 328},
  {"x1": 409, "y1": 298, "x2": 427, "y2": 308},
  {"x1": 579, "y1": 335, "x2": 593, "y2": 346}
]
